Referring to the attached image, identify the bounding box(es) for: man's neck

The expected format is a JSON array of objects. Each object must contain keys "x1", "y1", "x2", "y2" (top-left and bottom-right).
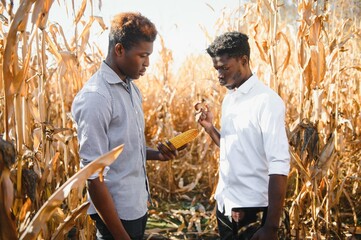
[{"x1": 104, "y1": 57, "x2": 127, "y2": 82}]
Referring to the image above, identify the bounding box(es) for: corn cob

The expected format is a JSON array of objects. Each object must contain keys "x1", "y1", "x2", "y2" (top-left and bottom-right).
[{"x1": 166, "y1": 129, "x2": 199, "y2": 149}]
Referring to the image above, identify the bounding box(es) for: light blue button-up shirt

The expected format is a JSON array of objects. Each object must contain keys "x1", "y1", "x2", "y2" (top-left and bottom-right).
[{"x1": 72, "y1": 62, "x2": 149, "y2": 220}]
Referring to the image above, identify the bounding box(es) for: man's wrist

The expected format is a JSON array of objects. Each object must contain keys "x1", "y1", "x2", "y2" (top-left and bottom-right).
[{"x1": 205, "y1": 125, "x2": 215, "y2": 134}]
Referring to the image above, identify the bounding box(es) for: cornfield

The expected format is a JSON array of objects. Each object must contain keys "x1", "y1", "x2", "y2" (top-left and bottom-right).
[{"x1": 0, "y1": 0, "x2": 360, "y2": 239}]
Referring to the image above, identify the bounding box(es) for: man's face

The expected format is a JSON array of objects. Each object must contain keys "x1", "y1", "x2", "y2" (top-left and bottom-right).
[
  {"x1": 116, "y1": 40, "x2": 154, "y2": 80},
  {"x1": 212, "y1": 54, "x2": 248, "y2": 90}
]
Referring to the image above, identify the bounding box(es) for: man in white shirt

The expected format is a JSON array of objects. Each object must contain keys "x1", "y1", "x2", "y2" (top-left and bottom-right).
[{"x1": 196, "y1": 32, "x2": 290, "y2": 240}]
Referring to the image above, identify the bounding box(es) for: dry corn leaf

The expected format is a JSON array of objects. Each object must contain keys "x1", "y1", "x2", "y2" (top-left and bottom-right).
[
  {"x1": 342, "y1": 189, "x2": 357, "y2": 226},
  {"x1": 44, "y1": 30, "x2": 62, "y2": 62},
  {"x1": 51, "y1": 207, "x2": 66, "y2": 226},
  {"x1": 74, "y1": 0, "x2": 87, "y2": 24},
  {"x1": 326, "y1": 48, "x2": 338, "y2": 67},
  {"x1": 0, "y1": 13, "x2": 9, "y2": 25},
  {"x1": 93, "y1": 16, "x2": 107, "y2": 31},
  {"x1": 298, "y1": 0, "x2": 312, "y2": 25},
  {"x1": 340, "y1": 66, "x2": 361, "y2": 74},
  {"x1": 309, "y1": 17, "x2": 321, "y2": 46},
  {"x1": 14, "y1": 95, "x2": 24, "y2": 151},
  {"x1": 50, "y1": 202, "x2": 90, "y2": 240},
  {"x1": 276, "y1": 32, "x2": 291, "y2": 74},
  {"x1": 317, "y1": 134, "x2": 335, "y2": 170},
  {"x1": 290, "y1": 151, "x2": 311, "y2": 180},
  {"x1": 32, "y1": 0, "x2": 54, "y2": 30},
  {"x1": 38, "y1": 90, "x2": 47, "y2": 123},
  {"x1": 255, "y1": 39, "x2": 269, "y2": 63},
  {"x1": 311, "y1": 88, "x2": 324, "y2": 122},
  {"x1": 310, "y1": 42, "x2": 326, "y2": 86},
  {"x1": 41, "y1": 152, "x2": 60, "y2": 185},
  {"x1": 49, "y1": 23, "x2": 72, "y2": 51},
  {"x1": 175, "y1": 172, "x2": 202, "y2": 193},
  {"x1": 259, "y1": 0, "x2": 275, "y2": 13},
  {"x1": 18, "y1": 198, "x2": 32, "y2": 222},
  {"x1": 19, "y1": 144, "x2": 124, "y2": 240},
  {"x1": 348, "y1": 226, "x2": 361, "y2": 235},
  {"x1": 77, "y1": 18, "x2": 95, "y2": 59},
  {"x1": 59, "y1": 51, "x2": 78, "y2": 69},
  {"x1": 205, "y1": 3, "x2": 215, "y2": 12},
  {"x1": 17, "y1": 7, "x2": 31, "y2": 32},
  {"x1": 297, "y1": 38, "x2": 311, "y2": 71},
  {"x1": 2, "y1": 0, "x2": 35, "y2": 121}
]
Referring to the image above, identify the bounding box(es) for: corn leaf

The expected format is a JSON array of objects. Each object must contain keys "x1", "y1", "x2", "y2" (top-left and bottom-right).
[{"x1": 19, "y1": 144, "x2": 124, "y2": 240}]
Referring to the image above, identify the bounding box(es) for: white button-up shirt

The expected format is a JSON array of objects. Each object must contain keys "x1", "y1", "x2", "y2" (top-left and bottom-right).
[
  {"x1": 72, "y1": 62, "x2": 149, "y2": 220},
  {"x1": 215, "y1": 74, "x2": 290, "y2": 216}
]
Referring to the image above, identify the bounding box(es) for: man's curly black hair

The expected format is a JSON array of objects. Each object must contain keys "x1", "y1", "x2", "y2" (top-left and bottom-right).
[
  {"x1": 108, "y1": 12, "x2": 157, "y2": 51},
  {"x1": 206, "y1": 32, "x2": 250, "y2": 59}
]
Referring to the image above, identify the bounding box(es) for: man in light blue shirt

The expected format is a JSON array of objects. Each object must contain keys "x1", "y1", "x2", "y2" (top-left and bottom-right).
[{"x1": 72, "y1": 12, "x2": 178, "y2": 240}]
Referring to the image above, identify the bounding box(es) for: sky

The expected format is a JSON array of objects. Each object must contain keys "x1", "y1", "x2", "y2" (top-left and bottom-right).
[{"x1": 50, "y1": 0, "x2": 242, "y2": 71}]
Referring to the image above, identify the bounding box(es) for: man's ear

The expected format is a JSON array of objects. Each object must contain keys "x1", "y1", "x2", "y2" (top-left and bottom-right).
[
  {"x1": 241, "y1": 55, "x2": 249, "y2": 66},
  {"x1": 114, "y1": 43, "x2": 125, "y2": 56},
  {"x1": 236, "y1": 55, "x2": 249, "y2": 66}
]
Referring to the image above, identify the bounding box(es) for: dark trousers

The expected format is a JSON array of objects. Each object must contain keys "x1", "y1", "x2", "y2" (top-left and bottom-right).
[
  {"x1": 90, "y1": 213, "x2": 148, "y2": 240},
  {"x1": 216, "y1": 206, "x2": 267, "y2": 240}
]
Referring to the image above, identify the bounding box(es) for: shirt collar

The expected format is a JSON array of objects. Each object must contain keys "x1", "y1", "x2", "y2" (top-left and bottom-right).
[
  {"x1": 230, "y1": 74, "x2": 258, "y2": 94},
  {"x1": 100, "y1": 61, "x2": 132, "y2": 92}
]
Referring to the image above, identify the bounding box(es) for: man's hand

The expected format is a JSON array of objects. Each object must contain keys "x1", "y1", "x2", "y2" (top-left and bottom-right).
[
  {"x1": 194, "y1": 101, "x2": 221, "y2": 147},
  {"x1": 195, "y1": 102, "x2": 214, "y2": 132},
  {"x1": 251, "y1": 174, "x2": 287, "y2": 240},
  {"x1": 87, "y1": 178, "x2": 131, "y2": 240},
  {"x1": 156, "y1": 141, "x2": 178, "y2": 160}
]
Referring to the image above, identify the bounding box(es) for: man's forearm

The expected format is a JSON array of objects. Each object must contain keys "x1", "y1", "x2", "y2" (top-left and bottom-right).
[
  {"x1": 88, "y1": 178, "x2": 130, "y2": 240},
  {"x1": 206, "y1": 125, "x2": 221, "y2": 147},
  {"x1": 264, "y1": 174, "x2": 288, "y2": 230}
]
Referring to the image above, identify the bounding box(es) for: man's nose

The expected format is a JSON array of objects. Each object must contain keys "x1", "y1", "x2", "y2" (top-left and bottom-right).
[{"x1": 143, "y1": 56, "x2": 150, "y2": 67}]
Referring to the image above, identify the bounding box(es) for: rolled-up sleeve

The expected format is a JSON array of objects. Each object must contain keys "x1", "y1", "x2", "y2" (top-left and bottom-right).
[
  {"x1": 260, "y1": 96, "x2": 290, "y2": 176},
  {"x1": 72, "y1": 91, "x2": 111, "y2": 179}
]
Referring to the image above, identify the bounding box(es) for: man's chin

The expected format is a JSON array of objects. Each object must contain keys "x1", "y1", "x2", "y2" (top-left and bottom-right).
[
  {"x1": 219, "y1": 81, "x2": 231, "y2": 89},
  {"x1": 129, "y1": 74, "x2": 141, "y2": 80},
  {"x1": 135, "y1": 72, "x2": 147, "y2": 79},
  {"x1": 225, "y1": 84, "x2": 237, "y2": 90}
]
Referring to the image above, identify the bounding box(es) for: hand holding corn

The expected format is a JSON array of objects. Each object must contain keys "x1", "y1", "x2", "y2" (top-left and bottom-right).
[
  {"x1": 156, "y1": 141, "x2": 177, "y2": 160},
  {"x1": 156, "y1": 130, "x2": 198, "y2": 161},
  {"x1": 165, "y1": 129, "x2": 199, "y2": 150}
]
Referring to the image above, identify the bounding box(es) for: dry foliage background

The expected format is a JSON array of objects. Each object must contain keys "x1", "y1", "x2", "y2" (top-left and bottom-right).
[{"x1": 0, "y1": 0, "x2": 360, "y2": 239}]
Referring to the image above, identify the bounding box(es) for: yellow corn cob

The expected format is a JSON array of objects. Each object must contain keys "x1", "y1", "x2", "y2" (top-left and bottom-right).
[{"x1": 166, "y1": 129, "x2": 199, "y2": 149}]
